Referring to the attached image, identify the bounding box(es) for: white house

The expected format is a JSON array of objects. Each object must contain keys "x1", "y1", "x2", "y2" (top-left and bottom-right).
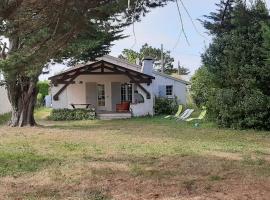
[
  {"x1": 49, "y1": 55, "x2": 189, "y2": 119},
  {"x1": 0, "y1": 74, "x2": 11, "y2": 115}
]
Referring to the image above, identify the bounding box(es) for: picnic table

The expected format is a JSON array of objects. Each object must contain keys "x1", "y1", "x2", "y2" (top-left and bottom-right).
[{"x1": 70, "y1": 104, "x2": 93, "y2": 109}]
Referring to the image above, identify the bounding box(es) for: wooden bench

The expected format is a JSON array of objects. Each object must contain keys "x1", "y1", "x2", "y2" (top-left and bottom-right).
[{"x1": 70, "y1": 104, "x2": 93, "y2": 109}]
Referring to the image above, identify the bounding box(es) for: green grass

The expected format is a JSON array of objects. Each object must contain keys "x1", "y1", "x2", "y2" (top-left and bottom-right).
[
  {"x1": 0, "y1": 108, "x2": 269, "y2": 199},
  {"x1": 34, "y1": 107, "x2": 52, "y2": 120},
  {"x1": 0, "y1": 150, "x2": 57, "y2": 177},
  {"x1": 0, "y1": 112, "x2": 11, "y2": 125}
]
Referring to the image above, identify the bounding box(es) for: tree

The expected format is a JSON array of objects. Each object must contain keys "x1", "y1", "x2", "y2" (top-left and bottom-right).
[
  {"x1": 190, "y1": 66, "x2": 214, "y2": 107},
  {"x1": 196, "y1": 0, "x2": 270, "y2": 130},
  {"x1": 119, "y1": 43, "x2": 190, "y2": 75},
  {"x1": 177, "y1": 61, "x2": 190, "y2": 75},
  {"x1": 0, "y1": 0, "x2": 173, "y2": 127}
]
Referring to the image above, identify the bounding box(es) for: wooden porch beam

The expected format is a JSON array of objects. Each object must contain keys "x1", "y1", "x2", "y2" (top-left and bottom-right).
[
  {"x1": 53, "y1": 72, "x2": 80, "y2": 101},
  {"x1": 126, "y1": 72, "x2": 151, "y2": 99},
  {"x1": 136, "y1": 83, "x2": 151, "y2": 99}
]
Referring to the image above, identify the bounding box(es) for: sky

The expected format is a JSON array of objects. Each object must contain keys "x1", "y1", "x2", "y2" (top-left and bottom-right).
[
  {"x1": 41, "y1": 0, "x2": 270, "y2": 80},
  {"x1": 110, "y1": 0, "x2": 217, "y2": 75}
]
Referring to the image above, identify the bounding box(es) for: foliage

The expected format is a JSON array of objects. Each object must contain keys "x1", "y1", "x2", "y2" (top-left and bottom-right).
[
  {"x1": 177, "y1": 62, "x2": 190, "y2": 75},
  {"x1": 49, "y1": 109, "x2": 96, "y2": 121},
  {"x1": 0, "y1": 112, "x2": 11, "y2": 125},
  {"x1": 36, "y1": 93, "x2": 44, "y2": 107},
  {"x1": 190, "y1": 66, "x2": 214, "y2": 107},
  {"x1": 36, "y1": 81, "x2": 50, "y2": 107},
  {"x1": 37, "y1": 81, "x2": 49, "y2": 98},
  {"x1": 0, "y1": 0, "x2": 173, "y2": 126},
  {"x1": 199, "y1": 0, "x2": 270, "y2": 130},
  {"x1": 119, "y1": 43, "x2": 190, "y2": 75},
  {"x1": 154, "y1": 97, "x2": 178, "y2": 115}
]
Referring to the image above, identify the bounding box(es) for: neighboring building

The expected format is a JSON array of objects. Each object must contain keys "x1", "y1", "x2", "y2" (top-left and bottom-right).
[
  {"x1": 0, "y1": 74, "x2": 11, "y2": 115},
  {"x1": 49, "y1": 55, "x2": 190, "y2": 118}
]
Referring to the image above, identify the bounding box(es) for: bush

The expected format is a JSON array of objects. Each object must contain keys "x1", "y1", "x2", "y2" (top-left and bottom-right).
[
  {"x1": 36, "y1": 81, "x2": 50, "y2": 107},
  {"x1": 210, "y1": 89, "x2": 270, "y2": 130},
  {"x1": 154, "y1": 97, "x2": 178, "y2": 115},
  {"x1": 0, "y1": 112, "x2": 11, "y2": 125},
  {"x1": 48, "y1": 108, "x2": 96, "y2": 121},
  {"x1": 37, "y1": 81, "x2": 49, "y2": 97},
  {"x1": 36, "y1": 93, "x2": 44, "y2": 107}
]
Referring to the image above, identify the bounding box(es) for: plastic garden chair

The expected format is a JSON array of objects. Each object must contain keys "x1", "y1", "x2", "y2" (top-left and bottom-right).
[
  {"x1": 177, "y1": 109, "x2": 194, "y2": 121},
  {"x1": 185, "y1": 109, "x2": 207, "y2": 122},
  {"x1": 164, "y1": 105, "x2": 183, "y2": 119}
]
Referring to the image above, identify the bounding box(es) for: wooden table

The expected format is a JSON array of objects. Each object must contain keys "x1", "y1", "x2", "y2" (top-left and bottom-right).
[{"x1": 70, "y1": 104, "x2": 93, "y2": 109}]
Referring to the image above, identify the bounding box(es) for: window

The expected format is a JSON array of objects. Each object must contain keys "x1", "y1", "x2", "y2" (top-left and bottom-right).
[
  {"x1": 121, "y1": 84, "x2": 133, "y2": 102},
  {"x1": 166, "y1": 85, "x2": 173, "y2": 96}
]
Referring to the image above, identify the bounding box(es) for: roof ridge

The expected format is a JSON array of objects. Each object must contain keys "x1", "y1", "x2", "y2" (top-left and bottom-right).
[
  {"x1": 102, "y1": 55, "x2": 142, "y2": 69},
  {"x1": 153, "y1": 71, "x2": 190, "y2": 85}
]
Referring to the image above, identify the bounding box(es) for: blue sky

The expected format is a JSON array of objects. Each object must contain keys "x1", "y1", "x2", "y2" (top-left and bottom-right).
[
  {"x1": 41, "y1": 0, "x2": 270, "y2": 80},
  {"x1": 110, "y1": 0, "x2": 270, "y2": 75},
  {"x1": 110, "y1": 0, "x2": 218, "y2": 75}
]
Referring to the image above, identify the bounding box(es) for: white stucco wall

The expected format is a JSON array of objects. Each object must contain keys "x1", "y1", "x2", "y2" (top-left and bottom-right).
[
  {"x1": 51, "y1": 84, "x2": 68, "y2": 109},
  {"x1": 51, "y1": 74, "x2": 155, "y2": 116},
  {"x1": 130, "y1": 83, "x2": 154, "y2": 117},
  {"x1": 152, "y1": 73, "x2": 188, "y2": 105},
  {"x1": 52, "y1": 75, "x2": 131, "y2": 110},
  {"x1": 0, "y1": 86, "x2": 11, "y2": 114}
]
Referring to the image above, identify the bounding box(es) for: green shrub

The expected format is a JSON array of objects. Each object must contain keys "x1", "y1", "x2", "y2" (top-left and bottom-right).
[
  {"x1": 48, "y1": 108, "x2": 96, "y2": 121},
  {"x1": 36, "y1": 81, "x2": 50, "y2": 107},
  {"x1": 154, "y1": 97, "x2": 178, "y2": 115},
  {"x1": 37, "y1": 81, "x2": 49, "y2": 97},
  {"x1": 36, "y1": 93, "x2": 44, "y2": 107},
  {"x1": 0, "y1": 112, "x2": 11, "y2": 125}
]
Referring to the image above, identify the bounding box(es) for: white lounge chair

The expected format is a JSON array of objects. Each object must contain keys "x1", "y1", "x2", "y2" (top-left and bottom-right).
[{"x1": 177, "y1": 109, "x2": 194, "y2": 121}]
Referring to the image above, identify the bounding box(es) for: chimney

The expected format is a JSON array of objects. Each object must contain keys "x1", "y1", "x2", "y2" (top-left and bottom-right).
[{"x1": 141, "y1": 57, "x2": 154, "y2": 76}]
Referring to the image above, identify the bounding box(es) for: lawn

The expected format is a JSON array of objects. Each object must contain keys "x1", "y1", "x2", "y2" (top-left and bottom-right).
[{"x1": 0, "y1": 109, "x2": 270, "y2": 199}]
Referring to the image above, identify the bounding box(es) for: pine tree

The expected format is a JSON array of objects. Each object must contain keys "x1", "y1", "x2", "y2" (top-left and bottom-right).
[{"x1": 196, "y1": 0, "x2": 270, "y2": 130}]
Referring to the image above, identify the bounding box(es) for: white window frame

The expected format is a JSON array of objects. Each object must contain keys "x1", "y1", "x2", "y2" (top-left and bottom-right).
[
  {"x1": 121, "y1": 83, "x2": 133, "y2": 102},
  {"x1": 166, "y1": 85, "x2": 173, "y2": 97}
]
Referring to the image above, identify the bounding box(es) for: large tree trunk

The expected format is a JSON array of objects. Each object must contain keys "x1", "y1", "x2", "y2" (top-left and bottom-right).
[{"x1": 7, "y1": 76, "x2": 39, "y2": 127}]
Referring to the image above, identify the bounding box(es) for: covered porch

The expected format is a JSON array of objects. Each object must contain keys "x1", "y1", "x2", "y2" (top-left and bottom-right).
[{"x1": 49, "y1": 58, "x2": 155, "y2": 118}]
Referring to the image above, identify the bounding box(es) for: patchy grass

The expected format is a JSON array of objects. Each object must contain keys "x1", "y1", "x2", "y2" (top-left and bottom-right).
[
  {"x1": 0, "y1": 109, "x2": 269, "y2": 199},
  {"x1": 35, "y1": 107, "x2": 52, "y2": 120},
  {"x1": 0, "y1": 151, "x2": 57, "y2": 177}
]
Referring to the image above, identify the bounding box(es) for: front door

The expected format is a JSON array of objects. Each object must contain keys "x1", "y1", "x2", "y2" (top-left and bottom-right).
[
  {"x1": 86, "y1": 82, "x2": 97, "y2": 108},
  {"x1": 97, "y1": 84, "x2": 106, "y2": 110},
  {"x1": 111, "y1": 82, "x2": 121, "y2": 112}
]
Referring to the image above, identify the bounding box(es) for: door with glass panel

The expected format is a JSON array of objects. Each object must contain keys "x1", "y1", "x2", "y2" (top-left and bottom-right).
[
  {"x1": 97, "y1": 84, "x2": 106, "y2": 110},
  {"x1": 121, "y1": 84, "x2": 133, "y2": 102}
]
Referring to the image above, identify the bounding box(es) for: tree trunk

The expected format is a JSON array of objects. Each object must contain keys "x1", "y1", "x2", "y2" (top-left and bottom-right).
[{"x1": 7, "y1": 76, "x2": 39, "y2": 127}]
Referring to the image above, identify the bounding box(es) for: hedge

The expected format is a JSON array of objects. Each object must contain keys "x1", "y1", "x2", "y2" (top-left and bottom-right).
[
  {"x1": 154, "y1": 97, "x2": 178, "y2": 115},
  {"x1": 48, "y1": 108, "x2": 96, "y2": 121}
]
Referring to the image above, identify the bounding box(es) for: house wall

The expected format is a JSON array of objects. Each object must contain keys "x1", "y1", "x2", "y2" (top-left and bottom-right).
[
  {"x1": 0, "y1": 86, "x2": 11, "y2": 114},
  {"x1": 52, "y1": 75, "x2": 131, "y2": 110},
  {"x1": 130, "y1": 83, "x2": 154, "y2": 117},
  {"x1": 51, "y1": 84, "x2": 68, "y2": 109},
  {"x1": 152, "y1": 73, "x2": 187, "y2": 105},
  {"x1": 51, "y1": 74, "x2": 155, "y2": 116}
]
